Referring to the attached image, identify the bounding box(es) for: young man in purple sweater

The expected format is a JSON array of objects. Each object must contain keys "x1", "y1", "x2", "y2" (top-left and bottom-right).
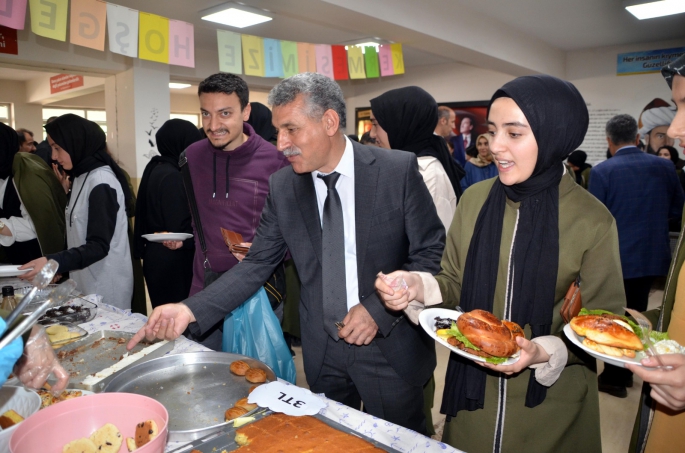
[{"x1": 164, "y1": 73, "x2": 288, "y2": 348}]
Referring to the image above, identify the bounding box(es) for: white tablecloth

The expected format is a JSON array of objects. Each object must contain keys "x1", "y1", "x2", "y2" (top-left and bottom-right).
[{"x1": 2, "y1": 280, "x2": 460, "y2": 453}]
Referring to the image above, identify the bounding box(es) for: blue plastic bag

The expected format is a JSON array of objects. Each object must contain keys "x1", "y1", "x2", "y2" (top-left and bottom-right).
[{"x1": 222, "y1": 288, "x2": 296, "y2": 384}]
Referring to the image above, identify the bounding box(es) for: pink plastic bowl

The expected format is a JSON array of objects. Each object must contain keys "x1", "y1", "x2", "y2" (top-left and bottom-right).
[{"x1": 9, "y1": 392, "x2": 168, "y2": 453}]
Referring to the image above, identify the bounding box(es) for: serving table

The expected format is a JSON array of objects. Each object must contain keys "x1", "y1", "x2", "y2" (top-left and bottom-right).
[{"x1": 0, "y1": 277, "x2": 461, "y2": 453}]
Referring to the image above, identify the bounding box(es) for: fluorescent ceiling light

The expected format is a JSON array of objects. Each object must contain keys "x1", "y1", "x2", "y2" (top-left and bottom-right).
[
  {"x1": 201, "y1": 4, "x2": 272, "y2": 28},
  {"x1": 345, "y1": 42, "x2": 380, "y2": 54},
  {"x1": 169, "y1": 83, "x2": 191, "y2": 89},
  {"x1": 625, "y1": 0, "x2": 685, "y2": 20}
]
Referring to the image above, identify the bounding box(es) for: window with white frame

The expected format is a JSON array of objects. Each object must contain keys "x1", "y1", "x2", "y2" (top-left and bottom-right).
[
  {"x1": 170, "y1": 113, "x2": 200, "y2": 128},
  {"x1": 0, "y1": 104, "x2": 11, "y2": 126},
  {"x1": 42, "y1": 108, "x2": 107, "y2": 139}
]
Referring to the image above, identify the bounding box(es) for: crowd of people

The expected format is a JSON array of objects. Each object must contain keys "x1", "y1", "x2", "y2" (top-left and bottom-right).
[{"x1": 1, "y1": 54, "x2": 685, "y2": 453}]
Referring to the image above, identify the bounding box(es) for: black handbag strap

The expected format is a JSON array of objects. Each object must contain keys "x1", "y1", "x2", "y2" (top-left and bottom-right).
[{"x1": 179, "y1": 151, "x2": 211, "y2": 269}]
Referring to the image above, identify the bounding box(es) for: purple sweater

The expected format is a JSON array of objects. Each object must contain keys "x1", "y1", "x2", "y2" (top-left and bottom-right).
[{"x1": 186, "y1": 123, "x2": 288, "y2": 295}]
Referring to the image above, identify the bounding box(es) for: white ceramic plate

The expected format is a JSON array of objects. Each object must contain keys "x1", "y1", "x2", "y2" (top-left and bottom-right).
[
  {"x1": 419, "y1": 308, "x2": 520, "y2": 365},
  {"x1": 0, "y1": 265, "x2": 31, "y2": 277},
  {"x1": 563, "y1": 324, "x2": 646, "y2": 368},
  {"x1": 142, "y1": 233, "x2": 193, "y2": 243}
]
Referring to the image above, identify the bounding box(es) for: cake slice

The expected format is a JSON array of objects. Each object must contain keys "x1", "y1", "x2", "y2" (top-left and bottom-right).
[{"x1": 0, "y1": 409, "x2": 24, "y2": 429}]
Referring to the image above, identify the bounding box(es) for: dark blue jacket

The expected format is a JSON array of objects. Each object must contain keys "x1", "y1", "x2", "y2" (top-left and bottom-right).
[{"x1": 589, "y1": 147, "x2": 684, "y2": 279}]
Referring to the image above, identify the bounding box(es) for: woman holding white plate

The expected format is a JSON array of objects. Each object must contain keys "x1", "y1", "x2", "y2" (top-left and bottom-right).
[{"x1": 376, "y1": 75, "x2": 625, "y2": 453}]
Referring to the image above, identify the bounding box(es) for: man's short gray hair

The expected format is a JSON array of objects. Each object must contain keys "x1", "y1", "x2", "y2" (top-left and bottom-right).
[{"x1": 268, "y1": 73, "x2": 347, "y2": 129}]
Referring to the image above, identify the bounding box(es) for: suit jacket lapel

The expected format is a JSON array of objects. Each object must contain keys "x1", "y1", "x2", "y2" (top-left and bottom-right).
[
  {"x1": 294, "y1": 172, "x2": 323, "y2": 266},
  {"x1": 353, "y1": 142, "x2": 378, "y2": 281}
]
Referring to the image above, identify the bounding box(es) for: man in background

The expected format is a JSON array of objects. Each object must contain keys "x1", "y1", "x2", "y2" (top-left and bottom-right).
[
  {"x1": 16, "y1": 128, "x2": 36, "y2": 154},
  {"x1": 589, "y1": 114, "x2": 684, "y2": 398},
  {"x1": 451, "y1": 115, "x2": 476, "y2": 166},
  {"x1": 639, "y1": 98, "x2": 676, "y2": 160},
  {"x1": 33, "y1": 118, "x2": 56, "y2": 166}
]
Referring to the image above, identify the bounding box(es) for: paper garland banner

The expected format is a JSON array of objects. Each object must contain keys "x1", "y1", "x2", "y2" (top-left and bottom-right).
[
  {"x1": 169, "y1": 19, "x2": 194, "y2": 68},
  {"x1": 347, "y1": 46, "x2": 365, "y2": 79},
  {"x1": 3, "y1": 0, "x2": 405, "y2": 77},
  {"x1": 379, "y1": 44, "x2": 393, "y2": 77},
  {"x1": 331, "y1": 45, "x2": 348, "y2": 80},
  {"x1": 69, "y1": 0, "x2": 106, "y2": 51},
  {"x1": 29, "y1": 0, "x2": 68, "y2": 41},
  {"x1": 139, "y1": 12, "x2": 168, "y2": 63},
  {"x1": 0, "y1": 0, "x2": 27, "y2": 30},
  {"x1": 315, "y1": 44, "x2": 333, "y2": 79},
  {"x1": 106, "y1": 3, "x2": 137, "y2": 57},
  {"x1": 391, "y1": 43, "x2": 405, "y2": 75},
  {"x1": 264, "y1": 38, "x2": 283, "y2": 78},
  {"x1": 364, "y1": 46, "x2": 379, "y2": 78},
  {"x1": 281, "y1": 40, "x2": 298, "y2": 78},
  {"x1": 0, "y1": 25, "x2": 19, "y2": 54},
  {"x1": 217, "y1": 29, "x2": 241, "y2": 74},
  {"x1": 242, "y1": 34, "x2": 264, "y2": 77}
]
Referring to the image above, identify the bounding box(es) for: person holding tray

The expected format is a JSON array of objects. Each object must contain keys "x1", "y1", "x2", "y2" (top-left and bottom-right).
[{"x1": 375, "y1": 75, "x2": 625, "y2": 452}]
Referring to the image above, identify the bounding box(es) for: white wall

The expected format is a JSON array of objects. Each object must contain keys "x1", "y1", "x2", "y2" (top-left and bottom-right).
[{"x1": 0, "y1": 80, "x2": 42, "y2": 134}]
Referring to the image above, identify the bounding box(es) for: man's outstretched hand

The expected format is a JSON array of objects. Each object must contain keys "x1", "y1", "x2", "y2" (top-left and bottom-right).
[{"x1": 127, "y1": 303, "x2": 196, "y2": 350}]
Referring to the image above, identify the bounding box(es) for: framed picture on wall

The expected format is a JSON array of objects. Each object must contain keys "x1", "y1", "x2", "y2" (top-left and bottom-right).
[
  {"x1": 354, "y1": 107, "x2": 372, "y2": 139},
  {"x1": 355, "y1": 101, "x2": 490, "y2": 148},
  {"x1": 438, "y1": 100, "x2": 490, "y2": 140}
]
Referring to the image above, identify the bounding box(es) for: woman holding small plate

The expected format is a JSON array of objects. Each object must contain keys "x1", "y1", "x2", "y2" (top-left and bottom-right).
[
  {"x1": 375, "y1": 75, "x2": 625, "y2": 452},
  {"x1": 133, "y1": 119, "x2": 202, "y2": 307}
]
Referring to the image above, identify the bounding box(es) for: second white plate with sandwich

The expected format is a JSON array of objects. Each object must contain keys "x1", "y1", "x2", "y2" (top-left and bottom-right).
[
  {"x1": 563, "y1": 324, "x2": 644, "y2": 368},
  {"x1": 419, "y1": 308, "x2": 520, "y2": 365}
]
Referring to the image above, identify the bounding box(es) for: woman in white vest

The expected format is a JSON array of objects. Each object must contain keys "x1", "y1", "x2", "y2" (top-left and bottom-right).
[{"x1": 20, "y1": 114, "x2": 133, "y2": 310}]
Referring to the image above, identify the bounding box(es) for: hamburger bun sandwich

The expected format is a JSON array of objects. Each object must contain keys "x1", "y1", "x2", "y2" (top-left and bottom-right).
[
  {"x1": 435, "y1": 309, "x2": 524, "y2": 364},
  {"x1": 570, "y1": 313, "x2": 644, "y2": 358}
]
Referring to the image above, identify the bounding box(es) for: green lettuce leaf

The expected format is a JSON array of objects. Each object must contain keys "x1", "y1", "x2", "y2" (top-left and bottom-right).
[
  {"x1": 650, "y1": 331, "x2": 669, "y2": 342},
  {"x1": 446, "y1": 322, "x2": 509, "y2": 364}
]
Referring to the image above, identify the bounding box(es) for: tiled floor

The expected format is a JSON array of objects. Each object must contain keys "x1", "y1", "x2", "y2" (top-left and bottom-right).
[{"x1": 291, "y1": 288, "x2": 665, "y2": 452}]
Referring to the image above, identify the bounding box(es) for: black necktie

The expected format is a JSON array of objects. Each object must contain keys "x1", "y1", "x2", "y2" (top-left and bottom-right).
[{"x1": 318, "y1": 172, "x2": 347, "y2": 340}]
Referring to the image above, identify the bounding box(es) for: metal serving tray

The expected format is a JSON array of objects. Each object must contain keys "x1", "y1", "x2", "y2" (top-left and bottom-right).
[
  {"x1": 53, "y1": 330, "x2": 174, "y2": 391},
  {"x1": 103, "y1": 351, "x2": 276, "y2": 442},
  {"x1": 167, "y1": 411, "x2": 401, "y2": 453}
]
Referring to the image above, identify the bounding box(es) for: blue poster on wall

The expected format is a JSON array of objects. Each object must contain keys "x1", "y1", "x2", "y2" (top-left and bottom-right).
[{"x1": 617, "y1": 47, "x2": 685, "y2": 76}]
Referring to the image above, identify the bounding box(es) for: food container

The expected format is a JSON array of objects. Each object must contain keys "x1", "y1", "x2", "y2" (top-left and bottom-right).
[
  {"x1": 45, "y1": 324, "x2": 89, "y2": 347},
  {"x1": 10, "y1": 392, "x2": 168, "y2": 453},
  {"x1": 0, "y1": 386, "x2": 41, "y2": 453},
  {"x1": 104, "y1": 351, "x2": 276, "y2": 442}
]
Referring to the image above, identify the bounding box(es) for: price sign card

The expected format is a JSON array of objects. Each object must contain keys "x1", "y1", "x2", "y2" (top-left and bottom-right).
[{"x1": 248, "y1": 381, "x2": 325, "y2": 416}]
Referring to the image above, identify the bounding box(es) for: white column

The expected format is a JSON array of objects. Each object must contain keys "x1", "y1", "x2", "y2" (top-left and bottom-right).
[{"x1": 104, "y1": 60, "x2": 170, "y2": 188}]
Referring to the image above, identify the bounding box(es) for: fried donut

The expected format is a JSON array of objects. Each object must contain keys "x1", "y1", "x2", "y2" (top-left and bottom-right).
[
  {"x1": 457, "y1": 309, "x2": 519, "y2": 357},
  {"x1": 230, "y1": 360, "x2": 251, "y2": 376},
  {"x1": 225, "y1": 406, "x2": 249, "y2": 421},
  {"x1": 235, "y1": 397, "x2": 258, "y2": 411},
  {"x1": 245, "y1": 368, "x2": 267, "y2": 383}
]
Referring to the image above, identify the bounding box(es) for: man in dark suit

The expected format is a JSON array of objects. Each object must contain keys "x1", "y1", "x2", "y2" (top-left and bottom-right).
[
  {"x1": 450, "y1": 115, "x2": 476, "y2": 166},
  {"x1": 589, "y1": 113, "x2": 684, "y2": 397},
  {"x1": 128, "y1": 73, "x2": 445, "y2": 434}
]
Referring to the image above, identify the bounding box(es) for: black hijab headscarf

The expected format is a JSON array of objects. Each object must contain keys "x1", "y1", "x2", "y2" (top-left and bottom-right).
[
  {"x1": 45, "y1": 114, "x2": 134, "y2": 216},
  {"x1": 246, "y1": 102, "x2": 276, "y2": 142},
  {"x1": 441, "y1": 75, "x2": 589, "y2": 418},
  {"x1": 369, "y1": 86, "x2": 465, "y2": 199},
  {"x1": 133, "y1": 119, "x2": 202, "y2": 258},
  {"x1": 0, "y1": 122, "x2": 19, "y2": 180}
]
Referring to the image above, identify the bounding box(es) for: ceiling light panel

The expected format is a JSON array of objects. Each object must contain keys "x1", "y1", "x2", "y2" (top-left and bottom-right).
[
  {"x1": 625, "y1": 0, "x2": 685, "y2": 20},
  {"x1": 202, "y1": 7, "x2": 272, "y2": 28}
]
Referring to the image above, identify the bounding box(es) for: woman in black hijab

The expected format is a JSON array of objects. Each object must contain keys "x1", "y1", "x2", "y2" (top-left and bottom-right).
[
  {"x1": 20, "y1": 114, "x2": 136, "y2": 310},
  {"x1": 134, "y1": 119, "x2": 202, "y2": 307},
  {"x1": 369, "y1": 86, "x2": 464, "y2": 229},
  {"x1": 376, "y1": 75, "x2": 626, "y2": 452}
]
